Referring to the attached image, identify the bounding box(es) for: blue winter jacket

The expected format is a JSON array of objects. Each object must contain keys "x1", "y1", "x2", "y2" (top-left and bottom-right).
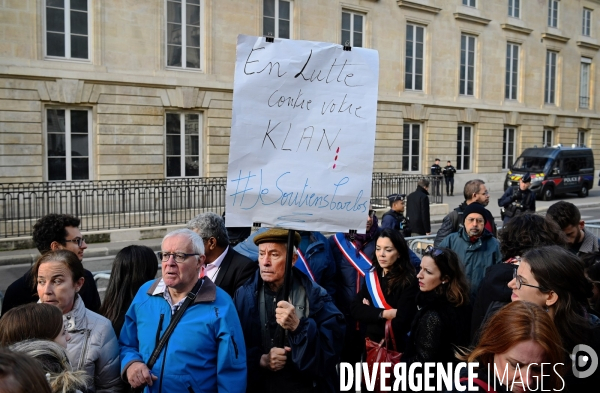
[
  {"x1": 233, "y1": 268, "x2": 345, "y2": 392},
  {"x1": 119, "y1": 278, "x2": 247, "y2": 393},
  {"x1": 439, "y1": 228, "x2": 502, "y2": 299}
]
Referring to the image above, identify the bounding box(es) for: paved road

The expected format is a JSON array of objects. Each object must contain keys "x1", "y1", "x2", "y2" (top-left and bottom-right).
[{"x1": 2, "y1": 189, "x2": 600, "y2": 298}]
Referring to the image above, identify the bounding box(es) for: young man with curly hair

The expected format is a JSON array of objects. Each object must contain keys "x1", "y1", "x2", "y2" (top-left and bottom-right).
[{"x1": 1, "y1": 214, "x2": 101, "y2": 316}]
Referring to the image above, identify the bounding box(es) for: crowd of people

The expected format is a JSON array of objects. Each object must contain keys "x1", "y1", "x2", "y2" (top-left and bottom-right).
[{"x1": 0, "y1": 178, "x2": 599, "y2": 392}]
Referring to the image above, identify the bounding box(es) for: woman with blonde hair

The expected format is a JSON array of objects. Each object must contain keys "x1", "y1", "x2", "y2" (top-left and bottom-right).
[
  {"x1": 447, "y1": 301, "x2": 565, "y2": 392},
  {"x1": 10, "y1": 340, "x2": 89, "y2": 393}
]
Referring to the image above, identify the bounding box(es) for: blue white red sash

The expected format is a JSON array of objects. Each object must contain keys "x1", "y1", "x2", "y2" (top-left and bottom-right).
[
  {"x1": 365, "y1": 271, "x2": 392, "y2": 310},
  {"x1": 332, "y1": 232, "x2": 372, "y2": 277},
  {"x1": 295, "y1": 249, "x2": 315, "y2": 282}
]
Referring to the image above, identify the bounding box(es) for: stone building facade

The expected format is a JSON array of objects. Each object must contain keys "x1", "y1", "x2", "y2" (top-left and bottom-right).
[{"x1": 1, "y1": 0, "x2": 599, "y2": 192}]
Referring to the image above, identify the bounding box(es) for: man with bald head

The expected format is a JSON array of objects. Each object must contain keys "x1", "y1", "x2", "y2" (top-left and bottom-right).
[
  {"x1": 234, "y1": 228, "x2": 344, "y2": 392},
  {"x1": 187, "y1": 212, "x2": 256, "y2": 298}
]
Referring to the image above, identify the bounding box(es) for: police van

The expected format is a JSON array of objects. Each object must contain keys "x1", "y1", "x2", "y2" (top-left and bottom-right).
[{"x1": 504, "y1": 145, "x2": 595, "y2": 201}]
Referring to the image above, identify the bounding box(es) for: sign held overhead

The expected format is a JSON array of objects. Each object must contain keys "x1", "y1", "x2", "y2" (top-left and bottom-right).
[{"x1": 226, "y1": 35, "x2": 379, "y2": 233}]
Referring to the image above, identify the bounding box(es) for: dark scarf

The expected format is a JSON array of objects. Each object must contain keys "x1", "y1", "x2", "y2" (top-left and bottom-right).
[
  {"x1": 416, "y1": 289, "x2": 447, "y2": 310},
  {"x1": 347, "y1": 215, "x2": 379, "y2": 257}
]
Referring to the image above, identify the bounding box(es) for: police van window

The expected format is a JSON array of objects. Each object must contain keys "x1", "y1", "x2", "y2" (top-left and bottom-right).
[
  {"x1": 586, "y1": 156, "x2": 594, "y2": 169},
  {"x1": 512, "y1": 156, "x2": 548, "y2": 172},
  {"x1": 562, "y1": 156, "x2": 587, "y2": 174}
]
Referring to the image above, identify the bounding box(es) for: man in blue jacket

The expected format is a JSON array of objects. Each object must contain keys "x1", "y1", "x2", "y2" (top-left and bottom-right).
[
  {"x1": 439, "y1": 203, "x2": 502, "y2": 301},
  {"x1": 119, "y1": 229, "x2": 247, "y2": 392},
  {"x1": 234, "y1": 228, "x2": 345, "y2": 393}
]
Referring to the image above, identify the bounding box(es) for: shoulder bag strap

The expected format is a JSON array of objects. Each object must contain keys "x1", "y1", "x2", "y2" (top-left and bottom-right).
[
  {"x1": 384, "y1": 319, "x2": 398, "y2": 352},
  {"x1": 146, "y1": 278, "x2": 204, "y2": 369}
]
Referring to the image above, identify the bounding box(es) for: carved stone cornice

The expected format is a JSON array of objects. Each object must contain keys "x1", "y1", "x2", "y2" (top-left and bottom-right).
[
  {"x1": 577, "y1": 41, "x2": 600, "y2": 51},
  {"x1": 501, "y1": 24, "x2": 533, "y2": 35},
  {"x1": 541, "y1": 32, "x2": 570, "y2": 43},
  {"x1": 397, "y1": 1, "x2": 441, "y2": 14},
  {"x1": 453, "y1": 13, "x2": 491, "y2": 26}
]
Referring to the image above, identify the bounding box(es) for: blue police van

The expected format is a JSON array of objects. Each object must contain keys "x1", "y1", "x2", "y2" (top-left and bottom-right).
[{"x1": 504, "y1": 146, "x2": 595, "y2": 201}]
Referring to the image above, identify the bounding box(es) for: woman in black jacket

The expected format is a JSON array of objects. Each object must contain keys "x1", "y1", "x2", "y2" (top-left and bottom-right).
[
  {"x1": 402, "y1": 246, "x2": 471, "y2": 370},
  {"x1": 351, "y1": 228, "x2": 418, "y2": 353}
]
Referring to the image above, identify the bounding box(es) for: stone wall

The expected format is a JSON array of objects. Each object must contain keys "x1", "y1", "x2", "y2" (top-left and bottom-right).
[{"x1": 1, "y1": 0, "x2": 600, "y2": 183}]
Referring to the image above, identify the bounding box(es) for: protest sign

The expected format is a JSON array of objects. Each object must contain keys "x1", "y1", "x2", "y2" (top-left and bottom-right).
[{"x1": 226, "y1": 34, "x2": 379, "y2": 233}]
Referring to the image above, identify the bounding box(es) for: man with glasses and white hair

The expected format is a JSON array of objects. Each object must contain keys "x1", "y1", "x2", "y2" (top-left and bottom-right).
[
  {"x1": 439, "y1": 203, "x2": 501, "y2": 300},
  {"x1": 1, "y1": 214, "x2": 101, "y2": 315},
  {"x1": 119, "y1": 228, "x2": 246, "y2": 392}
]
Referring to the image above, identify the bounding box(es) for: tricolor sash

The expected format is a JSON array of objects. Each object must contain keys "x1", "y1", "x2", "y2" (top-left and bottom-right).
[
  {"x1": 365, "y1": 270, "x2": 392, "y2": 310},
  {"x1": 333, "y1": 232, "x2": 372, "y2": 276},
  {"x1": 295, "y1": 249, "x2": 315, "y2": 282}
]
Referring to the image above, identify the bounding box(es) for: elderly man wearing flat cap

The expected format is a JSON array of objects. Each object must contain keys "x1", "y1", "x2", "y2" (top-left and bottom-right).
[
  {"x1": 439, "y1": 203, "x2": 501, "y2": 300},
  {"x1": 498, "y1": 172, "x2": 536, "y2": 225},
  {"x1": 381, "y1": 193, "x2": 411, "y2": 237},
  {"x1": 233, "y1": 228, "x2": 345, "y2": 393}
]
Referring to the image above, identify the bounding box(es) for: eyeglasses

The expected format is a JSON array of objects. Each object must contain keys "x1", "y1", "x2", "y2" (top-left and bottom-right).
[
  {"x1": 423, "y1": 245, "x2": 444, "y2": 257},
  {"x1": 513, "y1": 269, "x2": 548, "y2": 291},
  {"x1": 157, "y1": 252, "x2": 199, "y2": 263},
  {"x1": 368, "y1": 210, "x2": 375, "y2": 217},
  {"x1": 64, "y1": 237, "x2": 86, "y2": 247},
  {"x1": 477, "y1": 191, "x2": 489, "y2": 196}
]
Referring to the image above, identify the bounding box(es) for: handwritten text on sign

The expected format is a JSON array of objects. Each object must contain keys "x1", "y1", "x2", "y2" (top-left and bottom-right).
[{"x1": 226, "y1": 35, "x2": 379, "y2": 233}]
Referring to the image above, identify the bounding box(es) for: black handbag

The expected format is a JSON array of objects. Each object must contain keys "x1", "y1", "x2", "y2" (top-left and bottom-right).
[{"x1": 131, "y1": 278, "x2": 204, "y2": 393}]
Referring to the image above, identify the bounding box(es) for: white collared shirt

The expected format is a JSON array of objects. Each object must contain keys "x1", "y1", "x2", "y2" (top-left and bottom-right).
[{"x1": 204, "y1": 246, "x2": 229, "y2": 282}]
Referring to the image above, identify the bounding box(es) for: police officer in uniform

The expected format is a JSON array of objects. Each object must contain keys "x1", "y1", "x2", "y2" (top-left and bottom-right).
[
  {"x1": 381, "y1": 193, "x2": 411, "y2": 237},
  {"x1": 430, "y1": 158, "x2": 442, "y2": 199},
  {"x1": 442, "y1": 160, "x2": 457, "y2": 196},
  {"x1": 430, "y1": 158, "x2": 442, "y2": 176},
  {"x1": 498, "y1": 172, "x2": 536, "y2": 225}
]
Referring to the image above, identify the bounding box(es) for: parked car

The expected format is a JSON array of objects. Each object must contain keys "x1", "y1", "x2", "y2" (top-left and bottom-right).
[{"x1": 504, "y1": 146, "x2": 595, "y2": 201}]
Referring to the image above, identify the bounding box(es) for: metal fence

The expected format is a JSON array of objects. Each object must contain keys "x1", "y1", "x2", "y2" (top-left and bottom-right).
[
  {"x1": 1, "y1": 174, "x2": 443, "y2": 238},
  {"x1": 371, "y1": 173, "x2": 444, "y2": 207}
]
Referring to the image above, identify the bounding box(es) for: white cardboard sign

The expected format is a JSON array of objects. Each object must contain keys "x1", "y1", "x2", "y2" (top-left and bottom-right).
[{"x1": 225, "y1": 35, "x2": 379, "y2": 233}]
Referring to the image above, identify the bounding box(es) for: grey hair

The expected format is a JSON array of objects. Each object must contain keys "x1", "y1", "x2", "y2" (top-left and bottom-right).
[
  {"x1": 9, "y1": 339, "x2": 89, "y2": 393},
  {"x1": 418, "y1": 178, "x2": 430, "y2": 188},
  {"x1": 186, "y1": 212, "x2": 230, "y2": 247},
  {"x1": 163, "y1": 228, "x2": 205, "y2": 257}
]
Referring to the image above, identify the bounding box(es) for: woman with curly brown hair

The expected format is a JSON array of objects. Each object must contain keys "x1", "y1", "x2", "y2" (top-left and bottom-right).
[{"x1": 471, "y1": 214, "x2": 567, "y2": 341}]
